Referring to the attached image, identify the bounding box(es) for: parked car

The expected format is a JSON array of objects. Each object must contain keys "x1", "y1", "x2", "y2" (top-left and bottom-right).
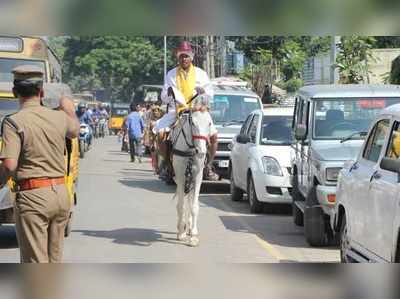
[
  {"x1": 334, "y1": 103, "x2": 400, "y2": 262},
  {"x1": 208, "y1": 84, "x2": 262, "y2": 180},
  {"x1": 229, "y1": 106, "x2": 294, "y2": 213},
  {"x1": 291, "y1": 84, "x2": 400, "y2": 247}
]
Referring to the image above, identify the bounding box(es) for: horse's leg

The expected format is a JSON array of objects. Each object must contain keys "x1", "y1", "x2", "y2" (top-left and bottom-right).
[
  {"x1": 188, "y1": 157, "x2": 205, "y2": 247},
  {"x1": 173, "y1": 156, "x2": 188, "y2": 241}
]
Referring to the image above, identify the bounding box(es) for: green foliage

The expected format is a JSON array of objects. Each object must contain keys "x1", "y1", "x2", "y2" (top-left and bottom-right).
[
  {"x1": 280, "y1": 40, "x2": 307, "y2": 81},
  {"x1": 390, "y1": 56, "x2": 400, "y2": 84},
  {"x1": 336, "y1": 36, "x2": 376, "y2": 84},
  {"x1": 279, "y1": 78, "x2": 304, "y2": 92},
  {"x1": 229, "y1": 36, "x2": 328, "y2": 93},
  {"x1": 48, "y1": 36, "x2": 68, "y2": 60},
  {"x1": 61, "y1": 36, "x2": 163, "y2": 101}
]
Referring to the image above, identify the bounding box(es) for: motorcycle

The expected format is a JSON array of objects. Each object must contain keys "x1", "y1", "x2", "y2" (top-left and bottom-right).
[{"x1": 79, "y1": 123, "x2": 91, "y2": 158}]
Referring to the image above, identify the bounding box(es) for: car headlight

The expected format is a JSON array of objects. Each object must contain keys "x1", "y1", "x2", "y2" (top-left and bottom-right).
[
  {"x1": 262, "y1": 156, "x2": 283, "y2": 176},
  {"x1": 326, "y1": 167, "x2": 342, "y2": 181}
]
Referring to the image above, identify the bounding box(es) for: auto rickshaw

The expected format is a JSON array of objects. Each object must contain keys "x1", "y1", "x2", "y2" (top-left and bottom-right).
[
  {"x1": 109, "y1": 103, "x2": 130, "y2": 135},
  {"x1": 0, "y1": 83, "x2": 79, "y2": 237}
]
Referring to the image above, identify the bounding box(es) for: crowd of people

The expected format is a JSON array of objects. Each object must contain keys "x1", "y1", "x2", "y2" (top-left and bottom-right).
[{"x1": 120, "y1": 102, "x2": 166, "y2": 176}]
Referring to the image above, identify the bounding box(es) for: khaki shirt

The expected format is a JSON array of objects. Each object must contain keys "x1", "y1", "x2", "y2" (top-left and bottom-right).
[{"x1": 0, "y1": 101, "x2": 74, "y2": 181}]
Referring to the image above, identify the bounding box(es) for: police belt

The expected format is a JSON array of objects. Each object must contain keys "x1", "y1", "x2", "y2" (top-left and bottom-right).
[{"x1": 17, "y1": 177, "x2": 65, "y2": 191}]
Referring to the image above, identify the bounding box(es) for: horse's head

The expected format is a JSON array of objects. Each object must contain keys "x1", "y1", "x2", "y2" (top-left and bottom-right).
[
  {"x1": 191, "y1": 111, "x2": 211, "y2": 154},
  {"x1": 172, "y1": 110, "x2": 211, "y2": 156}
]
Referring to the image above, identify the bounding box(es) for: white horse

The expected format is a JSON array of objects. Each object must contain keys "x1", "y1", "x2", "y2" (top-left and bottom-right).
[{"x1": 171, "y1": 103, "x2": 214, "y2": 247}]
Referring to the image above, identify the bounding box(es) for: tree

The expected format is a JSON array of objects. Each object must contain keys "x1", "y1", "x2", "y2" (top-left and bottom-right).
[
  {"x1": 61, "y1": 36, "x2": 163, "y2": 102},
  {"x1": 336, "y1": 36, "x2": 376, "y2": 84},
  {"x1": 390, "y1": 56, "x2": 400, "y2": 84},
  {"x1": 231, "y1": 36, "x2": 330, "y2": 94}
]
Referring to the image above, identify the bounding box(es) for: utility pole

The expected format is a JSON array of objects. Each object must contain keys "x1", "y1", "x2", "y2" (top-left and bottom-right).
[
  {"x1": 209, "y1": 36, "x2": 215, "y2": 79},
  {"x1": 205, "y1": 36, "x2": 210, "y2": 75},
  {"x1": 220, "y1": 36, "x2": 226, "y2": 77},
  {"x1": 164, "y1": 36, "x2": 167, "y2": 83},
  {"x1": 330, "y1": 36, "x2": 340, "y2": 84}
]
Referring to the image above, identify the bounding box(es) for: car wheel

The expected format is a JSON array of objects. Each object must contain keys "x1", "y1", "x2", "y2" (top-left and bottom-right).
[
  {"x1": 248, "y1": 174, "x2": 263, "y2": 214},
  {"x1": 230, "y1": 166, "x2": 243, "y2": 201},
  {"x1": 293, "y1": 202, "x2": 304, "y2": 226},
  {"x1": 340, "y1": 217, "x2": 351, "y2": 263},
  {"x1": 292, "y1": 173, "x2": 304, "y2": 226},
  {"x1": 304, "y1": 186, "x2": 327, "y2": 247},
  {"x1": 291, "y1": 172, "x2": 304, "y2": 201}
]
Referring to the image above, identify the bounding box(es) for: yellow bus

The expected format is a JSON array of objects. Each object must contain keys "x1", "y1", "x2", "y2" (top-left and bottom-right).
[{"x1": 0, "y1": 35, "x2": 62, "y2": 83}]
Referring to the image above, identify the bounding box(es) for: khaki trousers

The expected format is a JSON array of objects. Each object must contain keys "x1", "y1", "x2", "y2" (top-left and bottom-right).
[{"x1": 14, "y1": 184, "x2": 70, "y2": 263}]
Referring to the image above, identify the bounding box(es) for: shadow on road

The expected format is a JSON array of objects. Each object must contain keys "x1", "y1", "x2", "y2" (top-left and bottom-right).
[
  {"x1": 0, "y1": 225, "x2": 18, "y2": 249},
  {"x1": 219, "y1": 215, "x2": 338, "y2": 251},
  {"x1": 119, "y1": 178, "x2": 175, "y2": 194},
  {"x1": 74, "y1": 228, "x2": 181, "y2": 247},
  {"x1": 199, "y1": 193, "x2": 292, "y2": 215},
  {"x1": 200, "y1": 182, "x2": 230, "y2": 194}
]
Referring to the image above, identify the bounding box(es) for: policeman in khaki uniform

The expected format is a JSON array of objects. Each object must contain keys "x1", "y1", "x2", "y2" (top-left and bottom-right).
[{"x1": 0, "y1": 65, "x2": 79, "y2": 263}]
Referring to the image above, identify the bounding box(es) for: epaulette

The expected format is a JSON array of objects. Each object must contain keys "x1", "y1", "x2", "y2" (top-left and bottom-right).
[{"x1": 1, "y1": 114, "x2": 24, "y2": 146}]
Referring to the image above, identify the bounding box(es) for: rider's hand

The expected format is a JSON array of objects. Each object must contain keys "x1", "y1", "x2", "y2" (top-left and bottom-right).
[
  {"x1": 59, "y1": 96, "x2": 76, "y2": 116},
  {"x1": 195, "y1": 87, "x2": 205, "y2": 95},
  {"x1": 167, "y1": 87, "x2": 174, "y2": 97}
]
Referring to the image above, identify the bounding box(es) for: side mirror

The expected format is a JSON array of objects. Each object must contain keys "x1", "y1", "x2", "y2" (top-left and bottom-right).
[
  {"x1": 295, "y1": 124, "x2": 307, "y2": 141},
  {"x1": 237, "y1": 134, "x2": 251, "y2": 144},
  {"x1": 380, "y1": 157, "x2": 400, "y2": 173}
]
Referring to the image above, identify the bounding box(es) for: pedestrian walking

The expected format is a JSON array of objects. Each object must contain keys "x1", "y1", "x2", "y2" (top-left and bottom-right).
[
  {"x1": 0, "y1": 65, "x2": 79, "y2": 263},
  {"x1": 126, "y1": 102, "x2": 145, "y2": 163}
]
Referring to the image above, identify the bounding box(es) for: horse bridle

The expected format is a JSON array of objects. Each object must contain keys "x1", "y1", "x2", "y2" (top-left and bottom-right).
[
  {"x1": 171, "y1": 92, "x2": 208, "y2": 158},
  {"x1": 171, "y1": 111, "x2": 197, "y2": 157}
]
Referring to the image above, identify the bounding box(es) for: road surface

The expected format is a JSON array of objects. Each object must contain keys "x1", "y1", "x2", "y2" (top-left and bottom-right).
[{"x1": 0, "y1": 136, "x2": 339, "y2": 263}]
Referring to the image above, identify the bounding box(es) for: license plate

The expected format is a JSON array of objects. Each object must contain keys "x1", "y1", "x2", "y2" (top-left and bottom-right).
[{"x1": 218, "y1": 160, "x2": 229, "y2": 168}]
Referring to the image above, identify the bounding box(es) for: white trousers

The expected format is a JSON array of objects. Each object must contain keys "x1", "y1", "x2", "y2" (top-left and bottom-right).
[{"x1": 154, "y1": 111, "x2": 176, "y2": 133}]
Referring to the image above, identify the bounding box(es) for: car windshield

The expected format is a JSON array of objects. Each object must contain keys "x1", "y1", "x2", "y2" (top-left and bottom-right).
[
  {"x1": 313, "y1": 98, "x2": 400, "y2": 140},
  {"x1": 0, "y1": 58, "x2": 46, "y2": 82},
  {"x1": 209, "y1": 94, "x2": 261, "y2": 125},
  {"x1": 112, "y1": 108, "x2": 129, "y2": 116},
  {"x1": 261, "y1": 115, "x2": 294, "y2": 145},
  {"x1": 0, "y1": 99, "x2": 19, "y2": 136}
]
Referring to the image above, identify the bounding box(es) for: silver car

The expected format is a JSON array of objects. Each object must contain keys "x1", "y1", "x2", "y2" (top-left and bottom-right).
[
  {"x1": 208, "y1": 85, "x2": 262, "y2": 179},
  {"x1": 291, "y1": 84, "x2": 400, "y2": 247}
]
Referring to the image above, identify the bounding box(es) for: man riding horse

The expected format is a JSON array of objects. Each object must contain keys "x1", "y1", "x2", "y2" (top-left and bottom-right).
[{"x1": 155, "y1": 41, "x2": 219, "y2": 181}]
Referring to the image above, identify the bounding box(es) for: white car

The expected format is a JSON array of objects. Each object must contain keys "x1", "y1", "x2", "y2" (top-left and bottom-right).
[
  {"x1": 229, "y1": 106, "x2": 294, "y2": 213},
  {"x1": 334, "y1": 103, "x2": 400, "y2": 262}
]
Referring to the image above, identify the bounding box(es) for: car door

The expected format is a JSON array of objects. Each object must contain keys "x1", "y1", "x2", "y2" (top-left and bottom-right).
[
  {"x1": 240, "y1": 113, "x2": 260, "y2": 189},
  {"x1": 232, "y1": 114, "x2": 254, "y2": 190},
  {"x1": 348, "y1": 119, "x2": 391, "y2": 247},
  {"x1": 366, "y1": 119, "x2": 398, "y2": 260},
  {"x1": 298, "y1": 99, "x2": 310, "y2": 194}
]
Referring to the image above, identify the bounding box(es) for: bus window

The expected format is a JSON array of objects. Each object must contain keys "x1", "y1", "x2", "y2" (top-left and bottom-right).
[{"x1": 0, "y1": 58, "x2": 46, "y2": 82}]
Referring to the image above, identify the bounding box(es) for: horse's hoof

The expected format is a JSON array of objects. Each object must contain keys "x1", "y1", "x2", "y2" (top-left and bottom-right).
[
  {"x1": 188, "y1": 236, "x2": 200, "y2": 247},
  {"x1": 177, "y1": 232, "x2": 187, "y2": 241}
]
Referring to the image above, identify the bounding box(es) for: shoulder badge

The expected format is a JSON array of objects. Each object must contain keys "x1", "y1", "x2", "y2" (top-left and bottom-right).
[{"x1": 1, "y1": 114, "x2": 24, "y2": 145}]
